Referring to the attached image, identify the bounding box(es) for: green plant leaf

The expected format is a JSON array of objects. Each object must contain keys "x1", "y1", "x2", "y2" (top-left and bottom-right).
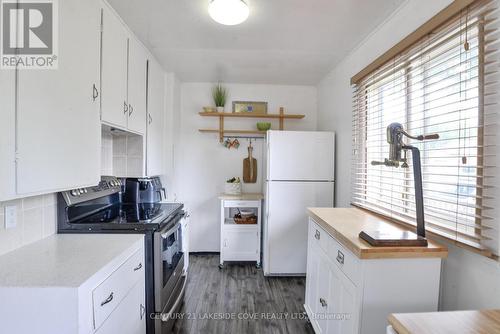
[{"x1": 212, "y1": 83, "x2": 227, "y2": 107}]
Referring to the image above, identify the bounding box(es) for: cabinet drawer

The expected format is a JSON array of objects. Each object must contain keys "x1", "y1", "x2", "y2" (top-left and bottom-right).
[
  {"x1": 329, "y1": 236, "x2": 360, "y2": 285},
  {"x1": 223, "y1": 200, "x2": 260, "y2": 208},
  {"x1": 93, "y1": 248, "x2": 145, "y2": 330},
  {"x1": 309, "y1": 219, "x2": 329, "y2": 255}
]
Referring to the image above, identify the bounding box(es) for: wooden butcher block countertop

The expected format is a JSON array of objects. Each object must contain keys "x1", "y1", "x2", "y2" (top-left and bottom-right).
[
  {"x1": 388, "y1": 310, "x2": 500, "y2": 334},
  {"x1": 219, "y1": 193, "x2": 264, "y2": 201},
  {"x1": 307, "y1": 207, "x2": 448, "y2": 259}
]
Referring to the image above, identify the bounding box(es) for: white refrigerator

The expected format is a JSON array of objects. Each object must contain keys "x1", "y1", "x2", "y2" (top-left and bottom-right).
[{"x1": 263, "y1": 130, "x2": 335, "y2": 275}]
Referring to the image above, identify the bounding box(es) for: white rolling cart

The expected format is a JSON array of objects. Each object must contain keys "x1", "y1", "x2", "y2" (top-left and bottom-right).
[{"x1": 219, "y1": 193, "x2": 264, "y2": 269}]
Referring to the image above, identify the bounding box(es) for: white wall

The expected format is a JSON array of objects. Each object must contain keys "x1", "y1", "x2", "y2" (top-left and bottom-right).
[
  {"x1": 317, "y1": 0, "x2": 500, "y2": 311},
  {"x1": 174, "y1": 83, "x2": 317, "y2": 251}
]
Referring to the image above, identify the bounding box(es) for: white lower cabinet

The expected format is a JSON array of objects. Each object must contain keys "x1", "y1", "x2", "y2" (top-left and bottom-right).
[
  {"x1": 220, "y1": 198, "x2": 262, "y2": 267},
  {"x1": 305, "y1": 218, "x2": 441, "y2": 334},
  {"x1": 0, "y1": 235, "x2": 145, "y2": 334},
  {"x1": 83, "y1": 247, "x2": 146, "y2": 334},
  {"x1": 95, "y1": 279, "x2": 146, "y2": 334},
  {"x1": 306, "y1": 241, "x2": 359, "y2": 334},
  {"x1": 92, "y1": 248, "x2": 145, "y2": 329}
]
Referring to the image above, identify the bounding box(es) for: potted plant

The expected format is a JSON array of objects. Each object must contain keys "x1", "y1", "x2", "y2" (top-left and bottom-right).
[{"x1": 212, "y1": 83, "x2": 227, "y2": 113}]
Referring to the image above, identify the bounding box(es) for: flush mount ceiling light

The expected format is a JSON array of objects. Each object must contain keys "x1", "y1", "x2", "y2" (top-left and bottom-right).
[{"x1": 208, "y1": 0, "x2": 249, "y2": 26}]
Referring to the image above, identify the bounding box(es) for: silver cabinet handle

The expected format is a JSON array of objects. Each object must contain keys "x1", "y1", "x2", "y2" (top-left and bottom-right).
[
  {"x1": 92, "y1": 84, "x2": 99, "y2": 101},
  {"x1": 336, "y1": 250, "x2": 345, "y2": 265},
  {"x1": 128, "y1": 104, "x2": 133, "y2": 116},
  {"x1": 315, "y1": 230, "x2": 320, "y2": 240},
  {"x1": 148, "y1": 114, "x2": 153, "y2": 124},
  {"x1": 134, "y1": 263, "x2": 142, "y2": 271},
  {"x1": 123, "y1": 101, "x2": 128, "y2": 114},
  {"x1": 101, "y1": 292, "x2": 114, "y2": 306},
  {"x1": 320, "y1": 298, "x2": 327, "y2": 308}
]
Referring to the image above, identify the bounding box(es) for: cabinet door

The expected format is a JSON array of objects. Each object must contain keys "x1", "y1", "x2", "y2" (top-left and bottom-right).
[
  {"x1": 101, "y1": 2, "x2": 128, "y2": 128},
  {"x1": 146, "y1": 58, "x2": 165, "y2": 176},
  {"x1": 316, "y1": 251, "x2": 333, "y2": 333},
  {"x1": 336, "y1": 272, "x2": 358, "y2": 334},
  {"x1": 305, "y1": 243, "x2": 320, "y2": 318},
  {"x1": 16, "y1": 0, "x2": 101, "y2": 194},
  {"x1": 0, "y1": 69, "x2": 15, "y2": 200},
  {"x1": 127, "y1": 37, "x2": 147, "y2": 134},
  {"x1": 95, "y1": 279, "x2": 146, "y2": 334},
  {"x1": 222, "y1": 228, "x2": 259, "y2": 261},
  {"x1": 327, "y1": 263, "x2": 359, "y2": 334}
]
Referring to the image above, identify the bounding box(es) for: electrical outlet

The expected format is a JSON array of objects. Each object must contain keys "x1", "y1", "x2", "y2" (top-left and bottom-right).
[{"x1": 4, "y1": 205, "x2": 17, "y2": 229}]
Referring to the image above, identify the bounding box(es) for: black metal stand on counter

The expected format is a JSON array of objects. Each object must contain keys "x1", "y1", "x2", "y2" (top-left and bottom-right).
[{"x1": 359, "y1": 123, "x2": 439, "y2": 247}]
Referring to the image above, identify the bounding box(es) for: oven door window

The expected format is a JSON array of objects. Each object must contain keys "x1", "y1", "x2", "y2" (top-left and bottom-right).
[{"x1": 161, "y1": 224, "x2": 183, "y2": 286}]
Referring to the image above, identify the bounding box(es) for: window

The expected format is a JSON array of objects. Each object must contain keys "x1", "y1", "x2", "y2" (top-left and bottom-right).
[{"x1": 351, "y1": 0, "x2": 499, "y2": 256}]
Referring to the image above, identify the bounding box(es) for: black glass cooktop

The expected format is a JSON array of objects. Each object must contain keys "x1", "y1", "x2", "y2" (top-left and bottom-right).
[{"x1": 71, "y1": 202, "x2": 183, "y2": 225}]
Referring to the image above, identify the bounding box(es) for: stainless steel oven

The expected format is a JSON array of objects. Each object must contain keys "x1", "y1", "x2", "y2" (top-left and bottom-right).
[
  {"x1": 154, "y1": 214, "x2": 187, "y2": 333},
  {"x1": 58, "y1": 176, "x2": 186, "y2": 334}
]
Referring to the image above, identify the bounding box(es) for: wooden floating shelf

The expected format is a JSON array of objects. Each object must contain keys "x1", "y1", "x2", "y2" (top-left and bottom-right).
[
  {"x1": 198, "y1": 107, "x2": 305, "y2": 142},
  {"x1": 199, "y1": 129, "x2": 266, "y2": 136},
  {"x1": 198, "y1": 112, "x2": 305, "y2": 119}
]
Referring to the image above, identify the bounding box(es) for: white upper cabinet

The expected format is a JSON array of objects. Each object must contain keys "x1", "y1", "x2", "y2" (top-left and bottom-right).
[
  {"x1": 100, "y1": 3, "x2": 128, "y2": 129},
  {"x1": 100, "y1": 2, "x2": 148, "y2": 136},
  {"x1": 16, "y1": 0, "x2": 101, "y2": 195},
  {"x1": 0, "y1": 69, "x2": 16, "y2": 201},
  {"x1": 146, "y1": 58, "x2": 165, "y2": 176},
  {"x1": 127, "y1": 38, "x2": 148, "y2": 135}
]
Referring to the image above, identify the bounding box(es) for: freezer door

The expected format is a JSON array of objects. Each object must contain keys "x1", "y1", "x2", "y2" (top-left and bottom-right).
[
  {"x1": 265, "y1": 181, "x2": 334, "y2": 275},
  {"x1": 267, "y1": 131, "x2": 335, "y2": 181}
]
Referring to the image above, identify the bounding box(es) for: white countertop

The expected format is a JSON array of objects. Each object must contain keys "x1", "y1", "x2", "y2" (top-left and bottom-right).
[{"x1": 0, "y1": 234, "x2": 144, "y2": 288}]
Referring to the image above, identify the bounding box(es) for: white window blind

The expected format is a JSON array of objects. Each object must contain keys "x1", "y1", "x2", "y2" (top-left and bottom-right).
[{"x1": 352, "y1": 0, "x2": 500, "y2": 256}]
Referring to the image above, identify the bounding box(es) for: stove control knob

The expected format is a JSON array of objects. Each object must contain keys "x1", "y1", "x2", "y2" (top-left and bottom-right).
[
  {"x1": 83, "y1": 188, "x2": 88, "y2": 194},
  {"x1": 71, "y1": 190, "x2": 77, "y2": 196},
  {"x1": 108, "y1": 181, "x2": 114, "y2": 187}
]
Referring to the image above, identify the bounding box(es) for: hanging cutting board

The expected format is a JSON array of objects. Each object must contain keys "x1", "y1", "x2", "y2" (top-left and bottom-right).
[{"x1": 243, "y1": 144, "x2": 257, "y2": 183}]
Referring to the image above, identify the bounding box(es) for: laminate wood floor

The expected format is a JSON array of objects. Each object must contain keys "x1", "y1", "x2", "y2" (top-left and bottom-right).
[{"x1": 173, "y1": 254, "x2": 314, "y2": 334}]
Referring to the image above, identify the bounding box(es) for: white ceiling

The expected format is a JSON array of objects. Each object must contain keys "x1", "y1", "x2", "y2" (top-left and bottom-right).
[{"x1": 107, "y1": 0, "x2": 405, "y2": 85}]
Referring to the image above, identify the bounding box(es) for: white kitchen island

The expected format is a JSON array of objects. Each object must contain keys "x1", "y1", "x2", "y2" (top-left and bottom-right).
[
  {"x1": 305, "y1": 208, "x2": 448, "y2": 334},
  {"x1": 0, "y1": 234, "x2": 145, "y2": 334}
]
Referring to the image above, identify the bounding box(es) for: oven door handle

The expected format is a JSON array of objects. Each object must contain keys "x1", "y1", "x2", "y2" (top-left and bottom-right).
[
  {"x1": 162, "y1": 274, "x2": 187, "y2": 321},
  {"x1": 160, "y1": 220, "x2": 182, "y2": 239}
]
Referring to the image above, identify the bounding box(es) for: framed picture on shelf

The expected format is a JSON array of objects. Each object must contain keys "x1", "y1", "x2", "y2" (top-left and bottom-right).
[{"x1": 232, "y1": 101, "x2": 268, "y2": 114}]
